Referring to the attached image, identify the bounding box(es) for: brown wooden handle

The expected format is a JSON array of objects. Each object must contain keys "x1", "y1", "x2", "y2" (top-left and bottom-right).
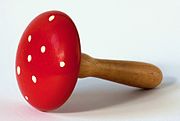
[{"x1": 79, "y1": 53, "x2": 163, "y2": 89}]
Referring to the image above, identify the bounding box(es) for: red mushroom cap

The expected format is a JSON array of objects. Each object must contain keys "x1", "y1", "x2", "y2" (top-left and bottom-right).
[{"x1": 16, "y1": 11, "x2": 81, "y2": 111}]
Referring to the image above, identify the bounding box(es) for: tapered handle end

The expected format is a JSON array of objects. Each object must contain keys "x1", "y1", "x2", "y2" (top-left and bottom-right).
[{"x1": 79, "y1": 53, "x2": 163, "y2": 89}]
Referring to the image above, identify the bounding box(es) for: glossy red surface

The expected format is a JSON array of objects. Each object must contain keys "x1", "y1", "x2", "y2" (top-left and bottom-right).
[{"x1": 16, "y1": 11, "x2": 81, "y2": 111}]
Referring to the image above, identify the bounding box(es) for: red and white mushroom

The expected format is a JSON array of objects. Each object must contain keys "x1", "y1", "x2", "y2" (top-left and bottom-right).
[
  {"x1": 16, "y1": 11, "x2": 163, "y2": 112},
  {"x1": 16, "y1": 11, "x2": 81, "y2": 111}
]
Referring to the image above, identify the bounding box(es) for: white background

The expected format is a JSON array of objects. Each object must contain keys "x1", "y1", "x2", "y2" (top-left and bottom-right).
[{"x1": 0, "y1": 0, "x2": 180, "y2": 121}]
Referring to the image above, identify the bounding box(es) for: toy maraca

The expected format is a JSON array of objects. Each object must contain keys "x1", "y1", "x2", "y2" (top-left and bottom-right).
[{"x1": 16, "y1": 11, "x2": 163, "y2": 111}]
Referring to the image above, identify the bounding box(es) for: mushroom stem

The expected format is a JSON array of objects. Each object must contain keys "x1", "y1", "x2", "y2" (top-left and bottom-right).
[{"x1": 78, "y1": 53, "x2": 163, "y2": 89}]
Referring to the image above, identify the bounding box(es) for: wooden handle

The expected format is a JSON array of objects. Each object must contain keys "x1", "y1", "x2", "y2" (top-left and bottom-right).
[{"x1": 79, "y1": 53, "x2": 163, "y2": 89}]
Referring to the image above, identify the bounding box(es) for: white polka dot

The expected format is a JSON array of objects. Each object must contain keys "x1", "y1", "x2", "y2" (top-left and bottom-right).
[
  {"x1": 32, "y1": 75, "x2": 37, "y2": 83},
  {"x1": 28, "y1": 35, "x2": 32, "y2": 42},
  {"x1": 41, "y1": 46, "x2": 46, "y2": 53},
  {"x1": 17, "y1": 66, "x2": 21, "y2": 75},
  {"x1": 60, "y1": 61, "x2": 65, "y2": 67},
  {"x1": 25, "y1": 96, "x2": 28, "y2": 100},
  {"x1": 49, "y1": 15, "x2": 55, "y2": 22},
  {"x1": 27, "y1": 55, "x2": 32, "y2": 62}
]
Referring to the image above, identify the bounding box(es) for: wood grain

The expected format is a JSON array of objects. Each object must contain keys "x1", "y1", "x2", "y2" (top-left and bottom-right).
[{"x1": 79, "y1": 53, "x2": 163, "y2": 89}]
